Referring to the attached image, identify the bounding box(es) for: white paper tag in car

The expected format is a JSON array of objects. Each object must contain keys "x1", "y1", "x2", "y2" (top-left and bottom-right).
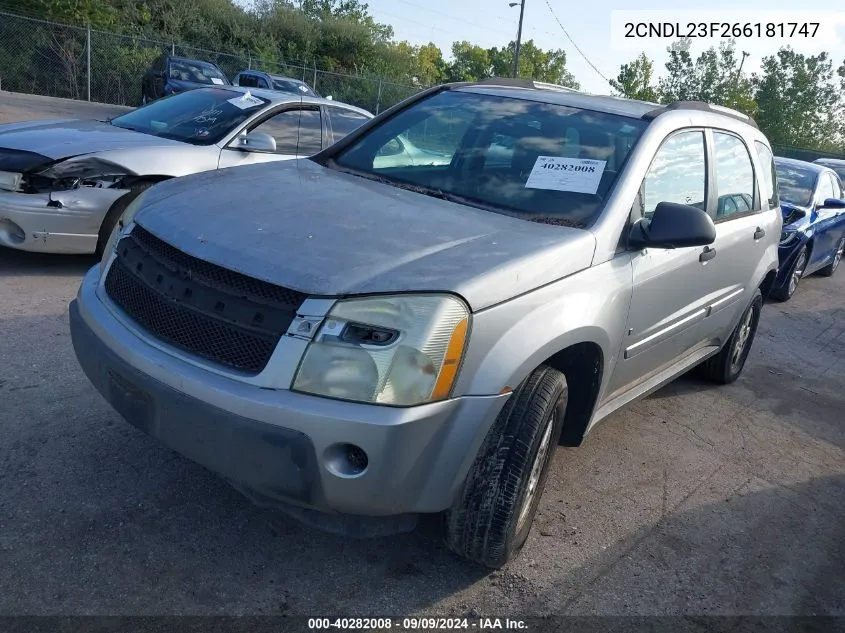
[
  {"x1": 525, "y1": 157, "x2": 606, "y2": 194},
  {"x1": 210, "y1": 77, "x2": 224, "y2": 85},
  {"x1": 228, "y1": 92, "x2": 264, "y2": 109}
]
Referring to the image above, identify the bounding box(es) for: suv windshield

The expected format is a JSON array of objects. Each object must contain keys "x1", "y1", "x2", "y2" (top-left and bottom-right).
[
  {"x1": 775, "y1": 161, "x2": 816, "y2": 207},
  {"x1": 328, "y1": 89, "x2": 647, "y2": 227},
  {"x1": 273, "y1": 77, "x2": 318, "y2": 97},
  {"x1": 168, "y1": 59, "x2": 229, "y2": 85},
  {"x1": 110, "y1": 88, "x2": 268, "y2": 145}
]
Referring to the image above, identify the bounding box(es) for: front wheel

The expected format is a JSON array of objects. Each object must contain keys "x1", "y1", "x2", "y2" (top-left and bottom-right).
[
  {"x1": 95, "y1": 183, "x2": 152, "y2": 257},
  {"x1": 444, "y1": 365, "x2": 567, "y2": 568},
  {"x1": 818, "y1": 237, "x2": 844, "y2": 277},
  {"x1": 771, "y1": 245, "x2": 807, "y2": 302},
  {"x1": 697, "y1": 288, "x2": 763, "y2": 385}
]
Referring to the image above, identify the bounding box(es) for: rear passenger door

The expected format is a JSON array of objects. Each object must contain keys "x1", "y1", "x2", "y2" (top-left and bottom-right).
[
  {"x1": 695, "y1": 130, "x2": 775, "y2": 346},
  {"x1": 606, "y1": 130, "x2": 722, "y2": 397}
]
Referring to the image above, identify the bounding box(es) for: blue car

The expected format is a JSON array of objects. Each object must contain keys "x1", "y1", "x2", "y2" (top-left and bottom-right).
[
  {"x1": 771, "y1": 157, "x2": 845, "y2": 301},
  {"x1": 141, "y1": 56, "x2": 231, "y2": 105}
]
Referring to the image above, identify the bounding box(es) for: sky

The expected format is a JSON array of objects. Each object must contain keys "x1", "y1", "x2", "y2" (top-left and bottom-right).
[{"x1": 363, "y1": 0, "x2": 845, "y2": 94}]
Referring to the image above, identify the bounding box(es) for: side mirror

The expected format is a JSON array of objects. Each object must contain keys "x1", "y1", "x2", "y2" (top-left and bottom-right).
[
  {"x1": 325, "y1": 95, "x2": 333, "y2": 100},
  {"x1": 629, "y1": 201, "x2": 716, "y2": 250},
  {"x1": 231, "y1": 131, "x2": 276, "y2": 153},
  {"x1": 819, "y1": 197, "x2": 845, "y2": 210}
]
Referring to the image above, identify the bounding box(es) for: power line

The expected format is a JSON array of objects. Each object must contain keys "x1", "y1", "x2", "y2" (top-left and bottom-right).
[{"x1": 541, "y1": 0, "x2": 611, "y2": 86}]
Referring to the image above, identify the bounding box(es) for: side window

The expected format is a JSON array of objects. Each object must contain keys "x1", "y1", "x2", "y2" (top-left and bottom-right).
[
  {"x1": 754, "y1": 141, "x2": 779, "y2": 209},
  {"x1": 251, "y1": 108, "x2": 322, "y2": 155},
  {"x1": 830, "y1": 173, "x2": 844, "y2": 199},
  {"x1": 642, "y1": 131, "x2": 706, "y2": 218},
  {"x1": 326, "y1": 106, "x2": 370, "y2": 141},
  {"x1": 238, "y1": 74, "x2": 259, "y2": 88},
  {"x1": 815, "y1": 173, "x2": 836, "y2": 205},
  {"x1": 257, "y1": 77, "x2": 270, "y2": 89},
  {"x1": 712, "y1": 131, "x2": 755, "y2": 219}
]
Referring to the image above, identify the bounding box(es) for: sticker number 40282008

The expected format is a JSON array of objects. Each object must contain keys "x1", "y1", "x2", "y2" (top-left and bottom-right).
[{"x1": 525, "y1": 156, "x2": 607, "y2": 194}]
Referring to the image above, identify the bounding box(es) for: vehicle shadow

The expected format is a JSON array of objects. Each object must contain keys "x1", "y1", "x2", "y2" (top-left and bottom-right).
[
  {"x1": 518, "y1": 473, "x2": 845, "y2": 616},
  {"x1": 0, "y1": 247, "x2": 96, "y2": 278}
]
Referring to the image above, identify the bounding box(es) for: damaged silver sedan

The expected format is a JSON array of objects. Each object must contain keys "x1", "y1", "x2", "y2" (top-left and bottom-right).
[{"x1": 0, "y1": 86, "x2": 372, "y2": 254}]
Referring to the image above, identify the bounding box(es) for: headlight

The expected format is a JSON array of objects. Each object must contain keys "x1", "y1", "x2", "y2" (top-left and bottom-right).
[
  {"x1": 35, "y1": 158, "x2": 131, "y2": 192},
  {"x1": 99, "y1": 189, "x2": 150, "y2": 274},
  {"x1": 779, "y1": 230, "x2": 799, "y2": 246},
  {"x1": 293, "y1": 294, "x2": 470, "y2": 406},
  {"x1": 0, "y1": 170, "x2": 22, "y2": 192}
]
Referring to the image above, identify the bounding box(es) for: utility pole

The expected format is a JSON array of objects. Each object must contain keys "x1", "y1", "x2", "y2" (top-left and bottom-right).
[
  {"x1": 737, "y1": 51, "x2": 750, "y2": 77},
  {"x1": 510, "y1": 0, "x2": 525, "y2": 78}
]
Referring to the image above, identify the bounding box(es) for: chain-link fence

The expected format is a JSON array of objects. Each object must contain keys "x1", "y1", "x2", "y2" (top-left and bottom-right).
[{"x1": 0, "y1": 10, "x2": 422, "y2": 113}]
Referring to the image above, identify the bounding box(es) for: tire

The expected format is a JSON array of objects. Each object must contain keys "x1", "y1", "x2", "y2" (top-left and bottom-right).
[
  {"x1": 95, "y1": 183, "x2": 152, "y2": 257},
  {"x1": 770, "y1": 245, "x2": 807, "y2": 302},
  {"x1": 698, "y1": 288, "x2": 763, "y2": 385},
  {"x1": 444, "y1": 365, "x2": 567, "y2": 568},
  {"x1": 818, "y1": 237, "x2": 845, "y2": 277}
]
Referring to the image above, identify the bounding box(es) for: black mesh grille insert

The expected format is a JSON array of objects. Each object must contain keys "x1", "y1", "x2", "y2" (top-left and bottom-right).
[{"x1": 104, "y1": 226, "x2": 307, "y2": 374}]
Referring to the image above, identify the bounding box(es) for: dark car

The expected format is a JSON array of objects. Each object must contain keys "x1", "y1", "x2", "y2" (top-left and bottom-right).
[
  {"x1": 771, "y1": 157, "x2": 845, "y2": 301},
  {"x1": 233, "y1": 70, "x2": 320, "y2": 98},
  {"x1": 141, "y1": 55, "x2": 231, "y2": 105}
]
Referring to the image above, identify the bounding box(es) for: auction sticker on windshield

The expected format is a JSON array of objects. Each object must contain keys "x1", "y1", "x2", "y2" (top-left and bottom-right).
[
  {"x1": 525, "y1": 157, "x2": 606, "y2": 194},
  {"x1": 228, "y1": 92, "x2": 264, "y2": 110}
]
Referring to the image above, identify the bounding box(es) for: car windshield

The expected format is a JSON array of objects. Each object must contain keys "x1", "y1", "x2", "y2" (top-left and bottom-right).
[
  {"x1": 327, "y1": 89, "x2": 647, "y2": 227},
  {"x1": 168, "y1": 59, "x2": 228, "y2": 85},
  {"x1": 110, "y1": 88, "x2": 268, "y2": 145},
  {"x1": 272, "y1": 78, "x2": 318, "y2": 97},
  {"x1": 775, "y1": 161, "x2": 817, "y2": 207}
]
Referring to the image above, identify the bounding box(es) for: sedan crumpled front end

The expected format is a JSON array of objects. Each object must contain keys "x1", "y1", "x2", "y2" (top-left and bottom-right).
[
  {"x1": 0, "y1": 155, "x2": 133, "y2": 253},
  {"x1": 772, "y1": 202, "x2": 811, "y2": 293}
]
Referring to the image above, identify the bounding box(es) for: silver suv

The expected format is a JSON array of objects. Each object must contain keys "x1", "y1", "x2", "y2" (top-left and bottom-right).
[{"x1": 69, "y1": 80, "x2": 781, "y2": 567}]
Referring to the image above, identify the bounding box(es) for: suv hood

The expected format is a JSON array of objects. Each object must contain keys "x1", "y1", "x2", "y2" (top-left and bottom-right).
[
  {"x1": 136, "y1": 160, "x2": 597, "y2": 311},
  {"x1": 0, "y1": 119, "x2": 183, "y2": 166}
]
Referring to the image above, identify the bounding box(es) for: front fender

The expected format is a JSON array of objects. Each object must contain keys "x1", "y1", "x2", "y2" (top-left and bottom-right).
[{"x1": 455, "y1": 256, "x2": 633, "y2": 400}]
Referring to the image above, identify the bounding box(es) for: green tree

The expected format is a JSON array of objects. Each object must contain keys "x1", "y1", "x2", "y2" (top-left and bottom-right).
[
  {"x1": 657, "y1": 39, "x2": 756, "y2": 116},
  {"x1": 611, "y1": 52, "x2": 658, "y2": 102},
  {"x1": 488, "y1": 40, "x2": 578, "y2": 87},
  {"x1": 753, "y1": 48, "x2": 845, "y2": 151},
  {"x1": 445, "y1": 41, "x2": 490, "y2": 81}
]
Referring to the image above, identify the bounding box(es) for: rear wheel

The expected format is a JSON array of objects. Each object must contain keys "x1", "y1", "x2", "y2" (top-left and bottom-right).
[
  {"x1": 771, "y1": 245, "x2": 807, "y2": 302},
  {"x1": 444, "y1": 365, "x2": 567, "y2": 568},
  {"x1": 818, "y1": 237, "x2": 844, "y2": 277},
  {"x1": 698, "y1": 288, "x2": 763, "y2": 385}
]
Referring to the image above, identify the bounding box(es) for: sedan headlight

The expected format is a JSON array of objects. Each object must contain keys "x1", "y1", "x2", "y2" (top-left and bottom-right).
[
  {"x1": 779, "y1": 230, "x2": 799, "y2": 246},
  {"x1": 293, "y1": 294, "x2": 470, "y2": 406},
  {"x1": 99, "y1": 189, "x2": 150, "y2": 274},
  {"x1": 0, "y1": 170, "x2": 22, "y2": 192},
  {"x1": 35, "y1": 157, "x2": 131, "y2": 192}
]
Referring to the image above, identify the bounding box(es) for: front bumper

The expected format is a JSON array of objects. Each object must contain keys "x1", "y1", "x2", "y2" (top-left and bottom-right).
[
  {"x1": 0, "y1": 187, "x2": 124, "y2": 254},
  {"x1": 69, "y1": 266, "x2": 510, "y2": 524}
]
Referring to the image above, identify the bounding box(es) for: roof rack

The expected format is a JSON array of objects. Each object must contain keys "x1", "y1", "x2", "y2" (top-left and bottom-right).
[
  {"x1": 642, "y1": 100, "x2": 758, "y2": 128},
  {"x1": 465, "y1": 77, "x2": 580, "y2": 93}
]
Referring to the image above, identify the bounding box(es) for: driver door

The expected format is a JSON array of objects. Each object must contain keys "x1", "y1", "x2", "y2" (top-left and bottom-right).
[
  {"x1": 218, "y1": 106, "x2": 325, "y2": 169},
  {"x1": 605, "y1": 130, "x2": 721, "y2": 398}
]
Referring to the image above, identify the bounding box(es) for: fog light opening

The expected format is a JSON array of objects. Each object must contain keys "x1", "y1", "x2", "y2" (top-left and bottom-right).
[
  {"x1": 0, "y1": 219, "x2": 26, "y2": 245},
  {"x1": 324, "y1": 443, "x2": 369, "y2": 478}
]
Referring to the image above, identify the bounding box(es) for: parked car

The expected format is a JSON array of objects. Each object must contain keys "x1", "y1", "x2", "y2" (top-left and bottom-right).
[
  {"x1": 770, "y1": 157, "x2": 845, "y2": 301},
  {"x1": 0, "y1": 86, "x2": 372, "y2": 254},
  {"x1": 813, "y1": 157, "x2": 845, "y2": 183},
  {"x1": 69, "y1": 80, "x2": 780, "y2": 567},
  {"x1": 141, "y1": 55, "x2": 231, "y2": 104},
  {"x1": 233, "y1": 70, "x2": 321, "y2": 98}
]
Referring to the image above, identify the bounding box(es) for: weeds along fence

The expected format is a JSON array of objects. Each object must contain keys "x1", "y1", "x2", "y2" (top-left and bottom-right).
[{"x1": 0, "y1": 10, "x2": 422, "y2": 113}]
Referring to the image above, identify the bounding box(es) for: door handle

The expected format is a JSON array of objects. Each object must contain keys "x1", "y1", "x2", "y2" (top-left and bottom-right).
[
  {"x1": 754, "y1": 227, "x2": 766, "y2": 240},
  {"x1": 699, "y1": 246, "x2": 717, "y2": 263}
]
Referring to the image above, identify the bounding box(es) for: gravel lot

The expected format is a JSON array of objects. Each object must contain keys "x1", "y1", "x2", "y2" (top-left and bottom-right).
[{"x1": 1, "y1": 91, "x2": 844, "y2": 617}]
